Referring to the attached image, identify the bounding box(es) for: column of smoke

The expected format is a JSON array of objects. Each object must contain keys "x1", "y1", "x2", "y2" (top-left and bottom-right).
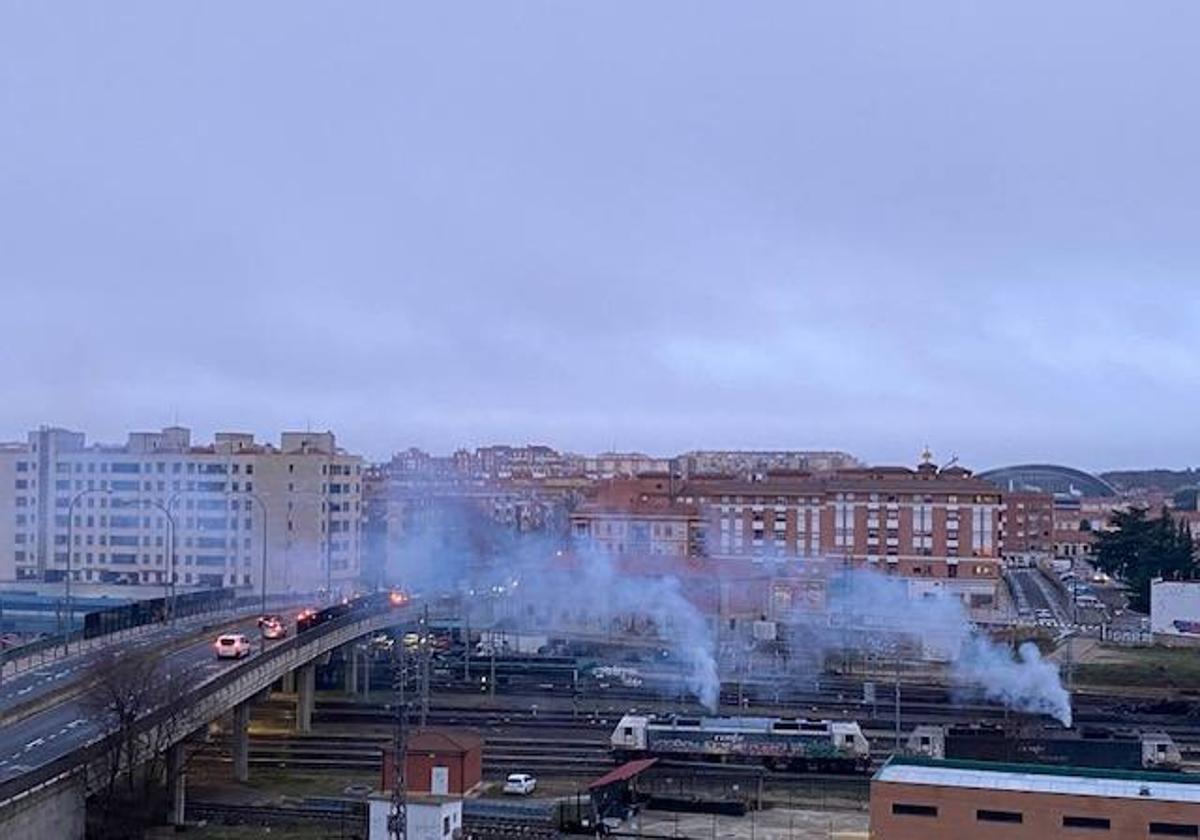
[
  {"x1": 384, "y1": 505, "x2": 721, "y2": 710},
  {"x1": 799, "y1": 568, "x2": 1072, "y2": 726},
  {"x1": 499, "y1": 543, "x2": 721, "y2": 711}
]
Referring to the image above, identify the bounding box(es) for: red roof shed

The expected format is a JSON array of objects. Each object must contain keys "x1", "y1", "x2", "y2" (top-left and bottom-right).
[{"x1": 382, "y1": 729, "x2": 484, "y2": 796}]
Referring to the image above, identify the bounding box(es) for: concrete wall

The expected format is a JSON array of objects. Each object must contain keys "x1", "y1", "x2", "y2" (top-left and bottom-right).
[{"x1": 0, "y1": 774, "x2": 86, "y2": 840}]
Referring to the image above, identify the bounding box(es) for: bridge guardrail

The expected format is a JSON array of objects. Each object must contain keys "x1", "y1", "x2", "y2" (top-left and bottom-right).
[
  {"x1": 0, "y1": 592, "x2": 317, "y2": 679},
  {"x1": 0, "y1": 599, "x2": 427, "y2": 808}
]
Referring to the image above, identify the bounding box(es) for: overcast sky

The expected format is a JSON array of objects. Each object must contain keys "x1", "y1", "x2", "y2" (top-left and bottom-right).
[{"x1": 2, "y1": 3, "x2": 1198, "y2": 471}]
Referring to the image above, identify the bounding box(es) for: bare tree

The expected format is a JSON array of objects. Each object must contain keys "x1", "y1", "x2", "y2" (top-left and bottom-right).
[{"x1": 83, "y1": 647, "x2": 202, "y2": 837}]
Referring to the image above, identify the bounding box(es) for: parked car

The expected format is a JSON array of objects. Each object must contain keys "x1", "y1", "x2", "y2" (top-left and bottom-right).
[
  {"x1": 370, "y1": 632, "x2": 395, "y2": 651},
  {"x1": 215, "y1": 634, "x2": 252, "y2": 659},
  {"x1": 503, "y1": 773, "x2": 537, "y2": 795}
]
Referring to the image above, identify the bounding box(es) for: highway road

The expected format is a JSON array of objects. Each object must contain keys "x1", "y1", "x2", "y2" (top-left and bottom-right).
[
  {"x1": 0, "y1": 616, "x2": 247, "y2": 721},
  {"x1": 0, "y1": 616, "x2": 272, "y2": 786},
  {"x1": 0, "y1": 597, "x2": 315, "y2": 722}
]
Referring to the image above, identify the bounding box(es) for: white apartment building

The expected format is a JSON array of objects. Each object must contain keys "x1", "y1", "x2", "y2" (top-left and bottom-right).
[{"x1": 0, "y1": 426, "x2": 363, "y2": 593}]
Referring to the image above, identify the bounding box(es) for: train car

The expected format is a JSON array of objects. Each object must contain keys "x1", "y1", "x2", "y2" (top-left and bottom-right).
[
  {"x1": 906, "y1": 724, "x2": 1182, "y2": 771},
  {"x1": 611, "y1": 714, "x2": 872, "y2": 774}
]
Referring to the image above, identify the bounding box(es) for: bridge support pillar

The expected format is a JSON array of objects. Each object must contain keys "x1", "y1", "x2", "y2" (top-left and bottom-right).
[
  {"x1": 167, "y1": 743, "x2": 187, "y2": 826},
  {"x1": 344, "y1": 644, "x2": 359, "y2": 696},
  {"x1": 297, "y1": 662, "x2": 315, "y2": 733},
  {"x1": 279, "y1": 669, "x2": 296, "y2": 694},
  {"x1": 232, "y1": 701, "x2": 250, "y2": 782}
]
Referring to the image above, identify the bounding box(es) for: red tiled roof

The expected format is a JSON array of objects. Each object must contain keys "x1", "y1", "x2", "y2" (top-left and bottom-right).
[
  {"x1": 588, "y1": 758, "x2": 658, "y2": 790},
  {"x1": 407, "y1": 728, "x2": 482, "y2": 754}
]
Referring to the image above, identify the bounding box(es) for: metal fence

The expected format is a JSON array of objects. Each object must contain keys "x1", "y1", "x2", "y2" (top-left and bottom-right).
[{"x1": 82, "y1": 588, "x2": 236, "y2": 638}]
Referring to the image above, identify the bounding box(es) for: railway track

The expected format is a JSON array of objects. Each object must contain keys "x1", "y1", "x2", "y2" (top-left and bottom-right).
[
  {"x1": 186, "y1": 800, "x2": 364, "y2": 824},
  {"x1": 259, "y1": 697, "x2": 1200, "y2": 751},
  {"x1": 194, "y1": 733, "x2": 615, "y2": 775},
  {"x1": 192, "y1": 733, "x2": 875, "y2": 785}
]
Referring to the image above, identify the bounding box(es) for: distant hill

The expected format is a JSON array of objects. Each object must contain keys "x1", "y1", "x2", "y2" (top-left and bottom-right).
[{"x1": 1100, "y1": 468, "x2": 1200, "y2": 493}]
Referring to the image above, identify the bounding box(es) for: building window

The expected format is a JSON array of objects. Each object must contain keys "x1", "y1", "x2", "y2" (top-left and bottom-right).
[
  {"x1": 1150, "y1": 824, "x2": 1200, "y2": 838},
  {"x1": 1063, "y1": 815, "x2": 1110, "y2": 830},
  {"x1": 977, "y1": 810, "x2": 1022, "y2": 824},
  {"x1": 892, "y1": 803, "x2": 938, "y2": 817}
]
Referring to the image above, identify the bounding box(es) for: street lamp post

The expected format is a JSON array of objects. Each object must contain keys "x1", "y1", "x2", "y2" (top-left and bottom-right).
[
  {"x1": 242, "y1": 491, "x2": 270, "y2": 620},
  {"x1": 64, "y1": 487, "x2": 112, "y2": 653},
  {"x1": 132, "y1": 498, "x2": 177, "y2": 625},
  {"x1": 163, "y1": 492, "x2": 193, "y2": 625}
]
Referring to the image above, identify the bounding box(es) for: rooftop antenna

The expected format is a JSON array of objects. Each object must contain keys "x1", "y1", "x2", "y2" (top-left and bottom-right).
[{"x1": 940, "y1": 453, "x2": 960, "y2": 471}]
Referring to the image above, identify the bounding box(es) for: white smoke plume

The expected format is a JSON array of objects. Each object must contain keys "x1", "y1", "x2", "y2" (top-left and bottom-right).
[
  {"x1": 799, "y1": 567, "x2": 1072, "y2": 726},
  {"x1": 560, "y1": 551, "x2": 720, "y2": 710},
  {"x1": 386, "y1": 503, "x2": 722, "y2": 710},
  {"x1": 953, "y1": 639, "x2": 1072, "y2": 726}
]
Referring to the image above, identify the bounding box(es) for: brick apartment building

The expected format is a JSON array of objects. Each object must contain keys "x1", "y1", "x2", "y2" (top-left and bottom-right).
[
  {"x1": 363, "y1": 451, "x2": 586, "y2": 586},
  {"x1": 0, "y1": 426, "x2": 363, "y2": 592},
  {"x1": 999, "y1": 491, "x2": 1056, "y2": 560},
  {"x1": 571, "y1": 457, "x2": 1005, "y2": 609}
]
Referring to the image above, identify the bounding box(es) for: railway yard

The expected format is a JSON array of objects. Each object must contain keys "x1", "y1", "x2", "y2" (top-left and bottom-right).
[{"x1": 181, "y1": 631, "x2": 1200, "y2": 836}]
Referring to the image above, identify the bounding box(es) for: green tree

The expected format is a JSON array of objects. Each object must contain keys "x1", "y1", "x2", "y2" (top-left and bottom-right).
[{"x1": 1093, "y1": 506, "x2": 1197, "y2": 612}]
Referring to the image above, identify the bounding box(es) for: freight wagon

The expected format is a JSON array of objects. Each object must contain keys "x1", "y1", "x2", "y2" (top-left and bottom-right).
[
  {"x1": 906, "y1": 724, "x2": 1182, "y2": 771},
  {"x1": 611, "y1": 715, "x2": 872, "y2": 774}
]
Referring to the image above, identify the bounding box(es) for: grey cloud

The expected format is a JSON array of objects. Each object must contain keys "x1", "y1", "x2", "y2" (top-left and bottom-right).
[{"x1": 2, "y1": 2, "x2": 1198, "y2": 467}]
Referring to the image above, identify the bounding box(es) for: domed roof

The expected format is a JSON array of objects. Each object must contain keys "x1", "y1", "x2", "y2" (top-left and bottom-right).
[{"x1": 977, "y1": 464, "x2": 1117, "y2": 498}]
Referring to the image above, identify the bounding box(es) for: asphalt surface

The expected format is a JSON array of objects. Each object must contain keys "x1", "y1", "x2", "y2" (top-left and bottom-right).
[
  {"x1": 0, "y1": 617, "x2": 273, "y2": 786},
  {"x1": 0, "y1": 619, "x2": 235, "y2": 719},
  {"x1": 1009, "y1": 569, "x2": 1055, "y2": 613}
]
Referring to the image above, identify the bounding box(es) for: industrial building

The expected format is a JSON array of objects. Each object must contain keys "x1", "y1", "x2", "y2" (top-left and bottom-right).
[{"x1": 871, "y1": 755, "x2": 1200, "y2": 839}]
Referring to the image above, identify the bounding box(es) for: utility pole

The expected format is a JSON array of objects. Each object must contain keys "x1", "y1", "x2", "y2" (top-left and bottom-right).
[
  {"x1": 389, "y1": 633, "x2": 408, "y2": 840},
  {"x1": 420, "y1": 605, "x2": 431, "y2": 727},
  {"x1": 463, "y1": 610, "x2": 470, "y2": 682},
  {"x1": 489, "y1": 643, "x2": 496, "y2": 699},
  {"x1": 893, "y1": 650, "x2": 901, "y2": 751}
]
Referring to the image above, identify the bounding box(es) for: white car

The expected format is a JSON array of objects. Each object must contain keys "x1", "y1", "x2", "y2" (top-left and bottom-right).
[
  {"x1": 503, "y1": 773, "x2": 537, "y2": 795},
  {"x1": 215, "y1": 634, "x2": 252, "y2": 659},
  {"x1": 262, "y1": 620, "x2": 287, "y2": 640}
]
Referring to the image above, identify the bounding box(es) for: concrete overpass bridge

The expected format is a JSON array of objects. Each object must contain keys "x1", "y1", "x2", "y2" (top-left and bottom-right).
[{"x1": 0, "y1": 597, "x2": 430, "y2": 838}]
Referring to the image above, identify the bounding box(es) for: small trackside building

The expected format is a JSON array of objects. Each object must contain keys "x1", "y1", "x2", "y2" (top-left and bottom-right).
[
  {"x1": 382, "y1": 729, "x2": 483, "y2": 796},
  {"x1": 871, "y1": 756, "x2": 1200, "y2": 839}
]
